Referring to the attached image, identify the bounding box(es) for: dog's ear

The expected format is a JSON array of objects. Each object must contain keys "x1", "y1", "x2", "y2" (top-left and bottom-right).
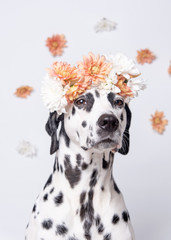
[
  {"x1": 45, "y1": 112, "x2": 63, "y2": 155},
  {"x1": 118, "y1": 103, "x2": 132, "y2": 155}
]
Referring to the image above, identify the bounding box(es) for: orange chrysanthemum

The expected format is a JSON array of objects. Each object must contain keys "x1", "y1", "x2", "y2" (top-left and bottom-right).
[
  {"x1": 47, "y1": 62, "x2": 78, "y2": 86},
  {"x1": 46, "y1": 34, "x2": 67, "y2": 56},
  {"x1": 77, "y1": 52, "x2": 112, "y2": 84},
  {"x1": 14, "y1": 86, "x2": 33, "y2": 98},
  {"x1": 150, "y1": 111, "x2": 168, "y2": 134},
  {"x1": 116, "y1": 75, "x2": 133, "y2": 97},
  {"x1": 65, "y1": 78, "x2": 92, "y2": 103},
  {"x1": 136, "y1": 49, "x2": 156, "y2": 64},
  {"x1": 168, "y1": 62, "x2": 171, "y2": 75}
]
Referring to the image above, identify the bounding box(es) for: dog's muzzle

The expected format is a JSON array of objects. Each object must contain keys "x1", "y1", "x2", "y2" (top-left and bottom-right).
[{"x1": 97, "y1": 114, "x2": 119, "y2": 132}]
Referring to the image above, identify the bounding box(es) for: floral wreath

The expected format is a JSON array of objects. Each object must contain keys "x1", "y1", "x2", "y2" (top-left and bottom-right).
[{"x1": 42, "y1": 52, "x2": 146, "y2": 115}]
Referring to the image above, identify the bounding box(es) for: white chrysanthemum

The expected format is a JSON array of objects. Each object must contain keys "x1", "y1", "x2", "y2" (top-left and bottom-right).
[
  {"x1": 106, "y1": 53, "x2": 140, "y2": 79},
  {"x1": 98, "y1": 77, "x2": 121, "y2": 94},
  {"x1": 41, "y1": 74, "x2": 68, "y2": 115},
  {"x1": 94, "y1": 18, "x2": 117, "y2": 33},
  {"x1": 127, "y1": 78, "x2": 147, "y2": 97},
  {"x1": 17, "y1": 140, "x2": 37, "y2": 158}
]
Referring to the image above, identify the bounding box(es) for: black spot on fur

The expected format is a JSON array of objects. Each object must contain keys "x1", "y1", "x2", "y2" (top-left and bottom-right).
[
  {"x1": 49, "y1": 187, "x2": 54, "y2": 194},
  {"x1": 101, "y1": 186, "x2": 104, "y2": 191},
  {"x1": 76, "y1": 154, "x2": 82, "y2": 166},
  {"x1": 81, "y1": 146, "x2": 88, "y2": 151},
  {"x1": 96, "y1": 216, "x2": 101, "y2": 226},
  {"x1": 83, "y1": 220, "x2": 92, "y2": 240},
  {"x1": 32, "y1": 204, "x2": 36, "y2": 212},
  {"x1": 82, "y1": 162, "x2": 88, "y2": 170},
  {"x1": 104, "y1": 234, "x2": 111, "y2": 240},
  {"x1": 102, "y1": 157, "x2": 110, "y2": 169},
  {"x1": 112, "y1": 214, "x2": 120, "y2": 224},
  {"x1": 120, "y1": 113, "x2": 124, "y2": 121},
  {"x1": 80, "y1": 191, "x2": 86, "y2": 204},
  {"x1": 89, "y1": 169, "x2": 98, "y2": 187},
  {"x1": 107, "y1": 92, "x2": 115, "y2": 108},
  {"x1": 42, "y1": 219, "x2": 53, "y2": 230},
  {"x1": 98, "y1": 224, "x2": 104, "y2": 233},
  {"x1": 82, "y1": 121, "x2": 87, "y2": 128},
  {"x1": 53, "y1": 157, "x2": 57, "y2": 172},
  {"x1": 60, "y1": 165, "x2": 63, "y2": 173},
  {"x1": 68, "y1": 237, "x2": 78, "y2": 240},
  {"x1": 43, "y1": 193, "x2": 48, "y2": 201},
  {"x1": 85, "y1": 93, "x2": 95, "y2": 112},
  {"x1": 113, "y1": 180, "x2": 120, "y2": 194},
  {"x1": 122, "y1": 211, "x2": 129, "y2": 222},
  {"x1": 56, "y1": 224, "x2": 68, "y2": 236},
  {"x1": 80, "y1": 204, "x2": 86, "y2": 221},
  {"x1": 54, "y1": 192, "x2": 63, "y2": 206},
  {"x1": 95, "y1": 90, "x2": 100, "y2": 98},
  {"x1": 57, "y1": 158, "x2": 59, "y2": 171},
  {"x1": 72, "y1": 106, "x2": 76, "y2": 115},
  {"x1": 43, "y1": 174, "x2": 52, "y2": 190},
  {"x1": 64, "y1": 155, "x2": 81, "y2": 188}
]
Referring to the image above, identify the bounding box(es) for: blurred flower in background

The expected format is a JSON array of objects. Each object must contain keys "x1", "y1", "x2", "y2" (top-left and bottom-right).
[
  {"x1": 150, "y1": 111, "x2": 168, "y2": 134},
  {"x1": 14, "y1": 86, "x2": 34, "y2": 98},
  {"x1": 136, "y1": 48, "x2": 156, "y2": 64},
  {"x1": 94, "y1": 18, "x2": 117, "y2": 32},
  {"x1": 17, "y1": 140, "x2": 37, "y2": 158},
  {"x1": 46, "y1": 34, "x2": 67, "y2": 56},
  {"x1": 168, "y1": 61, "x2": 171, "y2": 75}
]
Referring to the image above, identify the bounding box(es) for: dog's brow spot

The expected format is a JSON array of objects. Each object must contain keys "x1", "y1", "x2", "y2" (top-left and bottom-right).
[
  {"x1": 107, "y1": 92, "x2": 115, "y2": 108},
  {"x1": 54, "y1": 192, "x2": 63, "y2": 206},
  {"x1": 42, "y1": 219, "x2": 53, "y2": 230},
  {"x1": 80, "y1": 191, "x2": 86, "y2": 204},
  {"x1": 112, "y1": 214, "x2": 120, "y2": 224},
  {"x1": 95, "y1": 90, "x2": 100, "y2": 98},
  {"x1": 85, "y1": 93, "x2": 95, "y2": 112},
  {"x1": 122, "y1": 211, "x2": 129, "y2": 222},
  {"x1": 82, "y1": 121, "x2": 87, "y2": 128},
  {"x1": 56, "y1": 224, "x2": 68, "y2": 236},
  {"x1": 120, "y1": 113, "x2": 124, "y2": 121},
  {"x1": 72, "y1": 106, "x2": 76, "y2": 115},
  {"x1": 43, "y1": 193, "x2": 48, "y2": 201}
]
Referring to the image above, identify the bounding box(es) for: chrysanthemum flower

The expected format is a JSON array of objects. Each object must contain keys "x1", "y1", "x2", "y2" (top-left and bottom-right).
[
  {"x1": 150, "y1": 111, "x2": 168, "y2": 134},
  {"x1": 65, "y1": 77, "x2": 92, "y2": 103},
  {"x1": 17, "y1": 140, "x2": 37, "y2": 158},
  {"x1": 46, "y1": 34, "x2": 67, "y2": 56},
  {"x1": 47, "y1": 62, "x2": 78, "y2": 86},
  {"x1": 115, "y1": 75, "x2": 133, "y2": 97},
  {"x1": 168, "y1": 62, "x2": 171, "y2": 75},
  {"x1": 14, "y1": 86, "x2": 33, "y2": 98},
  {"x1": 94, "y1": 18, "x2": 117, "y2": 33},
  {"x1": 77, "y1": 52, "x2": 112, "y2": 84},
  {"x1": 136, "y1": 49, "x2": 156, "y2": 64}
]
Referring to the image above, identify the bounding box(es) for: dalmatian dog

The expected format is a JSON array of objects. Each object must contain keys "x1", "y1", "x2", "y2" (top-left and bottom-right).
[{"x1": 25, "y1": 88, "x2": 134, "y2": 240}]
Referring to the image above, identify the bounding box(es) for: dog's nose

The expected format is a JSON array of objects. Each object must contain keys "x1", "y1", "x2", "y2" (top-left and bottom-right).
[{"x1": 98, "y1": 114, "x2": 119, "y2": 132}]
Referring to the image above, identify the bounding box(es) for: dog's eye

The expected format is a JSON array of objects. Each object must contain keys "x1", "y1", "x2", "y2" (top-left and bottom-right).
[
  {"x1": 114, "y1": 99, "x2": 124, "y2": 108},
  {"x1": 74, "y1": 98, "x2": 87, "y2": 107}
]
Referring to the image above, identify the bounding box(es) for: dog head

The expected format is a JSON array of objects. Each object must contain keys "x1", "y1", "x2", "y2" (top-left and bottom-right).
[{"x1": 45, "y1": 88, "x2": 131, "y2": 155}]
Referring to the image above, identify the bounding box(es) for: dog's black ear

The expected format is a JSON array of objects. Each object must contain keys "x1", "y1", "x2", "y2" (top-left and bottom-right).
[
  {"x1": 45, "y1": 112, "x2": 63, "y2": 155},
  {"x1": 118, "y1": 103, "x2": 132, "y2": 155}
]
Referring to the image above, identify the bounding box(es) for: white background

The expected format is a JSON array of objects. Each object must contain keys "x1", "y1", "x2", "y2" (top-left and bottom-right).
[{"x1": 0, "y1": 0, "x2": 171, "y2": 239}]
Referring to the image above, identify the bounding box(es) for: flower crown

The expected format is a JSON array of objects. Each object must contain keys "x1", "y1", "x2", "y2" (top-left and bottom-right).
[{"x1": 42, "y1": 52, "x2": 146, "y2": 115}]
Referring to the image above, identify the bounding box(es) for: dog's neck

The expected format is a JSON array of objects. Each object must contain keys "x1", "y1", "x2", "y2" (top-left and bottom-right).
[{"x1": 52, "y1": 135, "x2": 118, "y2": 199}]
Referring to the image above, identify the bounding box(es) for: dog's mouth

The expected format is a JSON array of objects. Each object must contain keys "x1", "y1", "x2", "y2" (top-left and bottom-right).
[{"x1": 93, "y1": 138, "x2": 119, "y2": 150}]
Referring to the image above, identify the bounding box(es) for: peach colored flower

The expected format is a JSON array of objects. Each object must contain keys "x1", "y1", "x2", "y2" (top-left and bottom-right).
[
  {"x1": 65, "y1": 77, "x2": 92, "y2": 103},
  {"x1": 136, "y1": 49, "x2": 156, "y2": 64},
  {"x1": 46, "y1": 34, "x2": 67, "y2": 56},
  {"x1": 116, "y1": 75, "x2": 133, "y2": 98},
  {"x1": 77, "y1": 52, "x2": 112, "y2": 84},
  {"x1": 168, "y1": 62, "x2": 171, "y2": 75},
  {"x1": 47, "y1": 62, "x2": 78, "y2": 86},
  {"x1": 14, "y1": 86, "x2": 33, "y2": 98},
  {"x1": 150, "y1": 111, "x2": 168, "y2": 134}
]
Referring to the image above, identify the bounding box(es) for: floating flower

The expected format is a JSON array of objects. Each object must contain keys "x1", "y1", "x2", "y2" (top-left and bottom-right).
[
  {"x1": 47, "y1": 62, "x2": 78, "y2": 86},
  {"x1": 150, "y1": 111, "x2": 168, "y2": 134},
  {"x1": 46, "y1": 34, "x2": 67, "y2": 56},
  {"x1": 106, "y1": 53, "x2": 140, "y2": 80},
  {"x1": 41, "y1": 75, "x2": 68, "y2": 114},
  {"x1": 77, "y1": 52, "x2": 112, "y2": 84},
  {"x1": 168, "y1": 62, "x2": 171, "y2": 75},
  {"x1": 17, "y1": 140, "x2": 37, "y2": 158},
  {"x1": 136, "y1": 49, "x2": 156, "y2": 64},
  {"x1": 14, "y1": 86, "x2": 33, "y2": 98},
  {"x1": 94, "y1": 18, "x2": 117, "y2": 33}
]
